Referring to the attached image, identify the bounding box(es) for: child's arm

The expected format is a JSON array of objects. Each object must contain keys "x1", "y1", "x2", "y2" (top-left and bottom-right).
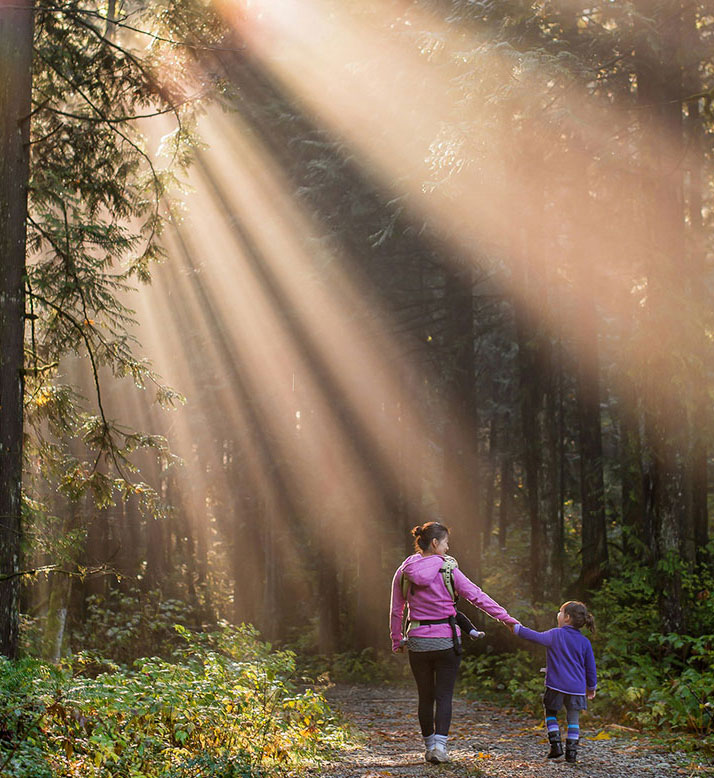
[
  {"x1": 455, "y1": 610, "x2": 485, "y2": 638},
  {"x1": 455, "y1": 610, "x2": 475, "y2": 633},
  {"x1": 585, "y1": 641, "x2": 597, "y2": 696},
  {"x1": 513, "y1": 624, "x2": 556, "y2": 647}
]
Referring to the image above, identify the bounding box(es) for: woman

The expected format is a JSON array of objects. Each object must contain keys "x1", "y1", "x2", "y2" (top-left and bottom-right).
[{"x1": 390, "y1": 521, "x2": 517, "y2": 764}]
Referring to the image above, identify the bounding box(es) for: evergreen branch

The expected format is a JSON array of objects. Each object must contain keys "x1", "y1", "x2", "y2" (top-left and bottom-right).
[
  {"x1": 22, "y1": 353, "x2": 58, "y2": 373},
  {"x1": 34, "y1": 50, "x2": 169, "y2": 270},
  {"x1": 34, "y1": 3, "x2": 244, "y2": 52},
  {"x1": 40, "y1": 97, "x2": 200, "y2": 124},
  {"x1": 26, "y1": 275, "x2": 174, "y2": 472},
  {"x1": 27, "y1": 217, "x2": 173, "y2": 403},
  {"x1": 28, "y1": 120, "x2": 65, "y2": 146},
  {"x1": 24, "y1": 284, "x2": 129, "y2": 482},
  {"x1": 0, "y1": 564, "x2": 116, "y2": 582},
  {"x1": 63, "y1": 9, "x2": 187, "y2": 126},
  {"x1": 26, "y1": 274, "x2": 39, "y2": 377}
]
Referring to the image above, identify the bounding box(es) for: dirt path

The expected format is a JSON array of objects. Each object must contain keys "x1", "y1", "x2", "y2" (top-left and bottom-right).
[{"x1": 306, "y1": 685, "x2": 704, "y2": 778}]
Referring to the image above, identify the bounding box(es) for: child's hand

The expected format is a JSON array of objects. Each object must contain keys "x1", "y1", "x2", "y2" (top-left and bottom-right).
[{"x1": 587, "y1": 689, "x2": 596, "y2": 699}]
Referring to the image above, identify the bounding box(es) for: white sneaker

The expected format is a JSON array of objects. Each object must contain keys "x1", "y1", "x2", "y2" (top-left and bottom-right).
[{"x1": 430, "y1": 745, "x2": 449, "y2": 763}]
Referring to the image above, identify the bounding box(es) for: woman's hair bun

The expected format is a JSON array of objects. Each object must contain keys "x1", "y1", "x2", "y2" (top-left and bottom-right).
[{"x1": 411, "y1": 521, "x2": 449, "y2": 552}]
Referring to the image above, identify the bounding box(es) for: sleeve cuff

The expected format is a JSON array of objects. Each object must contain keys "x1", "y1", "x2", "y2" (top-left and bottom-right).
[{"x1": 514, "y1": 623, "x2": 521, "y2": 635}]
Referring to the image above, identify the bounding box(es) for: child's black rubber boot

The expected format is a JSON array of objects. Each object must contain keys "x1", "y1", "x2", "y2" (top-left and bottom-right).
[
  {"x1": 547, "y1": 733, "x2": 563, "y2": 759},
  {"x1": 565, "y1": 738, "x2": 578, "y2": 763}
]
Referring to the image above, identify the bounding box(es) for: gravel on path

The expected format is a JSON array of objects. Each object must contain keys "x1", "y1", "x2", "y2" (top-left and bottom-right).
[{"x1": 304, "y1": 684, "x2": 706, "y2": 778}]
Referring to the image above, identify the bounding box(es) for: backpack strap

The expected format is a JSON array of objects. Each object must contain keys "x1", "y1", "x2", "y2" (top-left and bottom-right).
[
  {"x1": 439, "y1": 555, "x2": 459, "y2": 603},
  {"x1": 400, "y1": 570, "x2": 411, "y2": 600}
]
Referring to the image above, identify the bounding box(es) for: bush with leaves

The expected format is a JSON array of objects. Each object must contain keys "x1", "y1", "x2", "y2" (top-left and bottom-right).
[
  {"x1": 590, "y1": 553, "x2": 714, "y2": 740},
  {"x1": 459, "y1": 647, "x2": 543, "y2": 713},
  {"x1": 0, "y1": 623, "x2": 347, "y2": 778},
  {"x1": 73, "y1": 587, "x2": 197, "y2": 663}
]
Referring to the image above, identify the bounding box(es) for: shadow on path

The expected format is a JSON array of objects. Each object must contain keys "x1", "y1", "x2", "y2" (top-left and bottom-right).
[{"x1": 306, "y1": 684, "x2": 693, "y2": 778}]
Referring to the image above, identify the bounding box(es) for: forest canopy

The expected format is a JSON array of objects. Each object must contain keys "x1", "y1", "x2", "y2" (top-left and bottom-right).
[{"x1": 0, "y1": 0, "x2": 713, "y2": 771}]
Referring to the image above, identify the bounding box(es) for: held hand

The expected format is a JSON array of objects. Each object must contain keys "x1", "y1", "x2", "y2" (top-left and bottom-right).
[{"x1": 587, "y1": 689, "x2": 596, "y2": 700}]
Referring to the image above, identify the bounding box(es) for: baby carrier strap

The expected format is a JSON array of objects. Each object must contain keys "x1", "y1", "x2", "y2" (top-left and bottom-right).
[{"x1": 439, "y1": 555, "x2": 459, "y2": 603}]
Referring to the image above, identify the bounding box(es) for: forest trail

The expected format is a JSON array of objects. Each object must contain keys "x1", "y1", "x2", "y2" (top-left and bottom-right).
[{"x1": 307, "y1": 685, "x2": 702, "y2": 778}]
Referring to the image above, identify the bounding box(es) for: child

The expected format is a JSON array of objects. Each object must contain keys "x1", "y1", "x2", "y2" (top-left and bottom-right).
[
  {"x1": 456, "y1": 610, "x2": 485, "y2": 641},
  {"x1": 512, "y1": 601, "x2": 596, "y2": 764}
]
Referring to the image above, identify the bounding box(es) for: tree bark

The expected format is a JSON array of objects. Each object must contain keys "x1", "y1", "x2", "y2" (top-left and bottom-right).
[
  {"x1": 0, "y1": 0, "x2": 34, "y2": 658},
  {"x1": 619, "y1": 378, "x2": 647, "y2": 555},
  {"x1": 482, "y1": 419, "x2": 497, "y2": 551},
  {"x1": 574, "y1": 281, "x2": 608, "y2": 591},
  {"x1": 498, "y1": 454, "x2": 512, "y2": 550},
  {"x1": 440, "y1": 256, "x2": 481, "y2": 576},
  {"x1": 682, "y1": 13, "x2": 709, "y2": 562},
  {"x1": 635, "y1": 0, "x2": 687, "y2": 632}
]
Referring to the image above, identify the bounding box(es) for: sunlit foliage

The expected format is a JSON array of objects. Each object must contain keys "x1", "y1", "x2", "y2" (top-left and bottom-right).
[{"x1": 0, "y1": 624, "x2": 345, "y2": 777}]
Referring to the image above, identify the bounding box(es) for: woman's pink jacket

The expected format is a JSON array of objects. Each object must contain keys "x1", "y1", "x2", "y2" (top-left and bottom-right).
[{"x1": 389, "y1": 553, "x2": 517, "y2": 651}]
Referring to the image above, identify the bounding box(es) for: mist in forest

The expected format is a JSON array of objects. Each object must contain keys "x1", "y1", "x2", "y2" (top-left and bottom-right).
[{"x1": 31, "y1": 0, "x2": 709, "y2": 653}]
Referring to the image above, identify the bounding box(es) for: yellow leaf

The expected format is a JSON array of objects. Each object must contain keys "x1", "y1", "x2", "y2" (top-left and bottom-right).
[
  {"x1": 590, "y1": 731, "x2": 612, "y2": 740},
  {"x1": 478, "y1": 751, "x2": 493, "y2": 759}
]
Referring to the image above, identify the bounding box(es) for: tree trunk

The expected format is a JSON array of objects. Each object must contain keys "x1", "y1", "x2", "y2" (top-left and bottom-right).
[
  {"x1": 42, "y1": 498, "x2": 81, "y2": 662},
  {"x1": 482, "y1": 419, "x2": 497, "y2": 551},
  {"x1": 574, "y1": 284, "x2": 608, "y2": 591},
  {"x1": 682, "y1": 25, "x2": 709, "y2": 562},
  {"x1": 42, "y1": 573, "x2": 72, "y2": 663},
  {"x1": 635, "y1": 0, "x2": 687, "y2": 632},
  {"x1": 498, "y1": 455, "x2": 512, "y2": 550},
  {"x1": 440, "y1": 256, "x2": 481, "y2": 576},
  {"x1": 0, "y1": 0, "x2": 34, "y2": 660},
  {"x1": 619, "y1": 378, "x2": 647, "y2": 555},
  {"x1": 316, "y1": 528, "x2": 340, "y2": 654}
]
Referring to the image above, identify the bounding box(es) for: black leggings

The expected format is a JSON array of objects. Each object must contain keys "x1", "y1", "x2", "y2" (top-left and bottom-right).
[{"x1": 408, "y1": 648, "x2": 461, "y2": 736}]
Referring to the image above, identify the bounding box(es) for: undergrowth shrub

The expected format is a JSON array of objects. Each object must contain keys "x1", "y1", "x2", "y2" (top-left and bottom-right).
[
  {"x1": 295, "y1": 646, "x2": 411, "y2": 686},
  {"x1": 74, "y1": 587, "x2": 197, "y2": 663},
  {"x1": 591, "y1": 556, "x2": 714, "y2": 740},
  {"x1": 459, "y1": 648, "x2": 543, "y2": 712},
  {"x1": 0, "y1": 623, "x2": 347, "y2": 778}
]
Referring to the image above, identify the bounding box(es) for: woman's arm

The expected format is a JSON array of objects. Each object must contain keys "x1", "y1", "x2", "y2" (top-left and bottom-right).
[
  {"x1": 453, "y1": 569, "x2": 517, "y2": 625},
  {"x1": 389, "y1": 567, "x2": 407, "y2": 651}
]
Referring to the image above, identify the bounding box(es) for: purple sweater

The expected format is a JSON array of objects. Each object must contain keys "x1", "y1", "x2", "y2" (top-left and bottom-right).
[
  {"x1": 389, "y1": 554, "x2": 516, "y2": 651},
  {"x1": 514, "y1": 623, "x2": 597, "y2": 695}
]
